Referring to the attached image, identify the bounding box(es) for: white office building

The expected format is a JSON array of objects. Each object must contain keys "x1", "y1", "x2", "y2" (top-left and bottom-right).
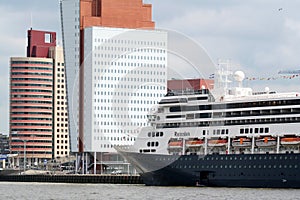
[{"x1": 83, "y1": 27, "x2": 167, "y2": 152}]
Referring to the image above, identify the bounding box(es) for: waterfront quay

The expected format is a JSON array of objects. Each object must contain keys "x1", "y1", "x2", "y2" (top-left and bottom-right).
[{"x1": 0, "y1": 174, "x2": 143, "y2": 184}]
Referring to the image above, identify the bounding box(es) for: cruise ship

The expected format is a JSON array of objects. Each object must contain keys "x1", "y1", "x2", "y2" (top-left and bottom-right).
[{"x1": 115, "y1": 68, "x2": 300, "y2": 188}]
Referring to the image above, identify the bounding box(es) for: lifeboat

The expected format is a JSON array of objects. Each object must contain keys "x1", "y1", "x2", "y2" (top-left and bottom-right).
[
  {"x1": 255, "y1": 137, "x2": 276, "y2": 147},
  {"x1": 186, "y1": 139, "x2": 204, "y2": 147},
  {"x1": 280, "y1": 137, "x2": 300, "y2": 145},
  {"x1": 208, "y1": 139, "x2": 227, "y2": 147},
  {"x1": 168, "y1": 141, "x2": 183, "y2": 149},
  {"x1": 232, "y1": 137, "x2": 252, "y2": 147}
]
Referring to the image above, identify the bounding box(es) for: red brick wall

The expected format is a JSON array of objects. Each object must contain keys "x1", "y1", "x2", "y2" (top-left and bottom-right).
[
  {"x1": 80, "y1": 0, "x2": 154, "y2": 29},
  {"x1": 168, "y1": 79, "x2": 214, "y2": 91},
  {"x1": 27, "y1": 29, "x2": 56, "y2": 58}
]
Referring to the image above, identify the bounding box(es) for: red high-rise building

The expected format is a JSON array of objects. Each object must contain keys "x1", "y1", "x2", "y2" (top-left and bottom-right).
[
  {"x1": 9, "y1": 29, "x2": 69, "y2": 167},
  {"x1": 9, "y1": 57, "x2": 54, "y2": 165}
]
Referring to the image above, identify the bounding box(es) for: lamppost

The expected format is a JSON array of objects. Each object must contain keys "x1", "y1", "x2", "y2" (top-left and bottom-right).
[{"x1": 19, "y1": 139, "x2": 27, "y2": 173}]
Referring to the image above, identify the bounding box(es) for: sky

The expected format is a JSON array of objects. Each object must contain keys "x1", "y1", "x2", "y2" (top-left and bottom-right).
[{"x1": 1, "y1": 0, "x2": 300, "y2": 134}]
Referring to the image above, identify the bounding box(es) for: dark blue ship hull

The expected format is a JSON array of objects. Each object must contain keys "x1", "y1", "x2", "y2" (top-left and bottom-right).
[{"x1": 129, "y1": 153, "x2": 300, "y2": 188}]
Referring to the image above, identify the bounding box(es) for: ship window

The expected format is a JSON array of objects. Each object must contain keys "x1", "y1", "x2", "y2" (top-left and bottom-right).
[
  {"x1": 240, "y1": 129, "x2": 244, "y2": 134},
  {"x1": 265, "y1": 127, "x2": 269, "y2": 133},
  {"x1": 250, "y1": 128, "x2": 253, "y2": 133},
  {"x1": 160, "y1": 132, "x2": 163, "y2": 137},
  {"x1": 203, "y1": 130, "x2": 206, "y2": 135},
  {"x1": 260, "y1": 128, "x2": 264, "y2": 133},
  {"x1": 186, "y1": 114, "x2": 194, "y2": 119},
  {"x1": 255, "y1": 128, "x2": 259, "y2": 133},
  {"x1": 245, "y1": 128, "x2": 249, "y2": 134},
  {"x1": 148, "y1": 132, "x2": 151, "y2": 137},
  {"x1": 147, "y1": 142, "x2": 150, "y2": 147}
]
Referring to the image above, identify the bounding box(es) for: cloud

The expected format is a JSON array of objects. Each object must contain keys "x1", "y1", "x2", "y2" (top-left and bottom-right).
[{"x1": 0, "y1": 1, "x2": 60, "y2": 133}]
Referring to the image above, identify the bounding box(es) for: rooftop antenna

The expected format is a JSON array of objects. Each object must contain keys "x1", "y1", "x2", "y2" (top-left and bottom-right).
[{"x1": 30, "y1": 12, "x2": 33, "y2": 29}]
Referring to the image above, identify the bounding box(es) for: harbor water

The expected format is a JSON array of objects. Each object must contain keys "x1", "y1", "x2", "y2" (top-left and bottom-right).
[{"x1": 1, "y1": 182, "x2": 300, "y2": 200}]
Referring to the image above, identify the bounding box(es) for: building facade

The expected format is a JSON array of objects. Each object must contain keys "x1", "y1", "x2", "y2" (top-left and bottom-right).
[
  {"x1": 83, "y1": 27, "x2": 167, "y2": 152},
  {"x1": 9, "y1": 57, "x2": 54, "y2": 166},
  {"x1": 60, "y1": 0, "x2": 81, "y2": 152},
  {"x1": 9, "y1": 29, "x2": 70, "y2": 167},
  {"x1": 61, "y1": 0, "x2": 168, "y2": 173},
  {"x1": 61, "y1": 0, "x2": 166, "y2": 152},
  {"x1": 49, "y1": 46, "x2": 70, "y2": 158},
  {"x1": 0, "y1": 133, "x2": 9, "y2": 155}
]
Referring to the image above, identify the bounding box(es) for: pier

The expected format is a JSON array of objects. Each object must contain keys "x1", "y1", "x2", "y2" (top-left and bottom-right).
[{"x1": 0, "y1": 174, "x2": 143, "y2": 184}]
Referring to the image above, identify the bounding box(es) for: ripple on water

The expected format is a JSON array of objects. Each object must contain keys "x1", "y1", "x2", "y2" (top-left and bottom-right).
[{"x1": 0, "y1": 182, "x2": 300, "y2": 200}]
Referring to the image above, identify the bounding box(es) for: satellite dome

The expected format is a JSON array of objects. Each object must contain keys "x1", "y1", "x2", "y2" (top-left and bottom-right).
[
  {"x1": 234, "y1": 71, "x2": 245, "y2": 82},
  {"x1": 265, "y1": 87, "x2": 270, "y2": 93}
]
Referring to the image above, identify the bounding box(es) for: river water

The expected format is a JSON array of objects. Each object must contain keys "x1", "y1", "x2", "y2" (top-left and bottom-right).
[{"x1": 1, "y1": 182, "x2": 300, "y2": 200}]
